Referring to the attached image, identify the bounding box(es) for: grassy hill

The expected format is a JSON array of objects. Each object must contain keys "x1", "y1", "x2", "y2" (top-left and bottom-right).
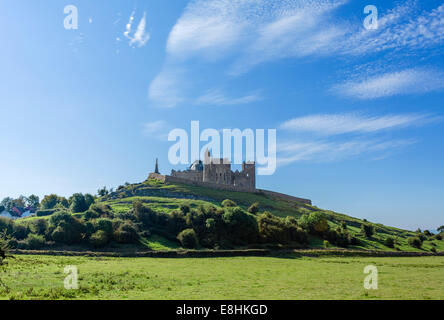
[{"x1": 84, "y1": 178, "x2": 442, "y2": 253}]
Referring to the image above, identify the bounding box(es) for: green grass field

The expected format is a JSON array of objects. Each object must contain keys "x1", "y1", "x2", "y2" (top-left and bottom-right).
[{"x1": 1, "y1": 255, "x2": 443, "y2": 300}]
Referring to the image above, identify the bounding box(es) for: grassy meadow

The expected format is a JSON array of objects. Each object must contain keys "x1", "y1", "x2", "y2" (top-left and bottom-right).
[{"x1": 1, "y1": 254, "x2": 443, "y2": 300}]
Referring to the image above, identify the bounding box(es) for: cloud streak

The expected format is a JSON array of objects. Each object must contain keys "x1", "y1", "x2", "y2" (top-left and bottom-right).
[
  {"x1": 124, "y1": 11, "x2": 151, "y2": 48},
  {"x1": 332, "y1": 68, "x2": 444, "y2": 99},
  {"x1": 280, "y1": 112, "x2": 437, "y2": 135}
]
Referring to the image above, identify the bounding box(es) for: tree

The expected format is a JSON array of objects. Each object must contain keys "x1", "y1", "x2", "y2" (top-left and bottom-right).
[
  {"x1": 408, "y1": 237, "x2": 422, "y2": 249},
  {"x1": 307, "y1": 212, "x2": 330, "y2": 234},
  {"x1": 177, "y1": 229, "x2": 199, "y2": 249},
  {"x1": 438, "y1": 226, "x2": 444, "y2": 233},
  {"x1": 69, "y1": 193, "x2": 88, "y2": 213},
  {"x1": 1, "y1": 197, "x2": 13, "y2": 212},
  {"x1": 84, "y1": 194, "x2": 95, "y2": 210},
  {"x1": 0, "y1": 205, "x2": 4, "y2": 213},
  {"x1": 361, "y1": 224, "x2": 375, "y2": 238},
  {"x1": 27, "y1": 195, "x2": 40, "y2": 208},
  {"x1": 40, "y1": 194, "x2": 61, "y2": 210},
  {"x1": 97, "y1": 186, "x2": 109, "y2": 197}
]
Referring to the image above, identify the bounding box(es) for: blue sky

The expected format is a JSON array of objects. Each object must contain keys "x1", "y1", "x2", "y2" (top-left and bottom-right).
[{"x1": 0, "y1": 0, "x2": 443, "y2": 230}]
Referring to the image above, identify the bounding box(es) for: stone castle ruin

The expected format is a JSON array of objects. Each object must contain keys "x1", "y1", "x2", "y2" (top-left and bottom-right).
[
  {"x1": 170, "y1": 150, "x2": 256, "y2": 191},
  {"x1": 148, "y1": 151, "x2": 312, "y2": 205}
]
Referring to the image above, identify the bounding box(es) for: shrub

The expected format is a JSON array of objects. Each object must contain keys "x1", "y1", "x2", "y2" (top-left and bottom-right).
[
  {"x1": 179, "y1": 204, "x2": 190, "y2": 214},
  {"x1": 69, "y1": 193, "x2": 88, "y2": 213},
  {"x1": 361, "y1": 224, "x2": 375, "y2": 238},
  {"x1": 133, "y1": 201, "x2": 161, "y2": 227},
  {"x1": 408, "y1": 237, "x2": 422, "y2": 249},
  {"x1": 40, "y1": 194, "x2": 68, "y2": 210},
  {"x1": 417, "y1": 234, "x2": 427, "y2": 242},
  {"x1": 222, "y1": 207, "x2": 258, "y2": 244},
  {"x1": 12, "y1": 224, "x2": 29, "y2": 240},
  {"x1": 221, "y1": 199, "x2": 236, "y2": 208},
  {"x1": 257, "y1": 212, "x2": 307, "y2": 244},
  {"x1": 205, "y1": 218, "x2": 216, "y2": 230},
  {"x1": 384, "y1": 237, "x2": 395, "y2": 248},
  {"x1": 31, "y1": 219, "x2": 48, "y2": 235},
  {"x1": 431, "y1": 247, "x2": 437, "y2": 253},
  {"x1": 247, "y1": 203, "x2": 260, "y2": 215},
  {"x1": 36, "y1": 209, "x2": 58, "y2": 217},
  {"x1": 424, "y1": 230, "x2": 432, "y2": 237},
  {"x1": 114, "y1": 222, "x2": 139, "y2": 244},
  {"x1": 90, "y1": 230, "x2": 109, "y2": 248},
  {"x1": 25, "y1": 234, "x2": 45, "y2": 250},
  {"x1": 167, "y1": 211, "x2": 187, "y2": 235},
  {"x1": 95, "y1": 218, "x2": 113, "y2": 237},
  {"x1": 301, "y1": 212, "x2": 329, "y2": 234},
  {"x1": 323, "y1": 240, "x2": 330, "y2": 248},
  {"x1": 49, "y1": 212, "x2": 86, "y2": 244},
  {"x1": 435, "y1": 234, "x2": 442, "y2": 241},
  {"x1": 7, "y1": 238, "x2": 18, "y2": 249},
  {"x1": 88, "y1": 204, "x2": 113, "y2": 217},
  {"x1": 177, "y1": 229, "x2": 198, "y2": 249},
  {"x1": 0, "y1": 217, "x2": 13, "y2": 235}
]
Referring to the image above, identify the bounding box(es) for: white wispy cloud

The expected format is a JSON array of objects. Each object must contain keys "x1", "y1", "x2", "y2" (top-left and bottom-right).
[
  {"x1": 150, "y1": 1, "x2": 444, "y2": 106},
  {"x1": 124, "y1": 11, "x2": 150, "y2": 48},
  {"x1": 142, "y1": 120, "x2": 171, "y2": 140},
  {"x1": 148, "y1": 69, "x2": 187, "y2": 108},
  {"x1": 194, "y1": 89, "x2": 262, "y2": 106},
  {"x1": 332, "y1": 68, "x2": 444, "y2": 99},
  {"x1": 277, "y1": 111, "x2": 441, "y2": 166},
  {"x1": 280, "y1": 112, "x2": 436, "y2": 135},
  {"x1": 277, "y1": 138, "x2": 416, "y2": 165}
]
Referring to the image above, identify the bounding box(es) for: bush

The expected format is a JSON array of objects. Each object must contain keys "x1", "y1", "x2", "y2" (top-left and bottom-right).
[
  {"x1": 222, "y1": 207, "x2": 259, "y2": 244},
  {"x1": 430, "y1": 247, "x2": 437, "y2": 253},
  {"x1": 36, "y1": 209, "x2": 58, "y2": 217},
  {"x1": 25, "y1": 234, "x2": 45, "y2": 250},
  {"x1": 0, "y1": 217, "x2": 13, "y2": 235},
  {"x1": 95, "y1": 218, "x2": 114, "y2": 237},
  {"x1": 361, "y1": 224, "x2": 375, "y2": 238},
  {"x1": 40, "y1": 194, "x2": 68, "y2": 210},
  {"x1": 31, "y1": 219, "x2": 48, "y2": 235},
  {"x1": 221, "y1": 199, "x2": 236, "y2": 208},
  {"x1": 247, "y1": 203, "x2": 260, "y2": 215},
  {"x1": 179, "y1": 204, "x2": 190, "y2": 214},
  {"x1": 114, "y1": 222, "x2": 139, "y2": 244},
  {"x1": 134, "y1": 202, "x2": 169, "y2": 228},
  {"x1": 323, "y1": 240, "x2": 330, "y2": 248},
  {"x1": 90, "y1": 230, "x2": 109, "y2": 248},
  {"x1": 257, "y1": 212, "x2": 307, "y2": 244},
  {"x1": 423, "y1": 230, "x2": 432, "y2": 237},
  {"x1": 435, "y1": 234, "x2": 442, "y2": 241},
  {"x1": 49, "y1": 212, "x2": 86, "y2": 244},
  {"x1": 7, "y1": 238, "x2": 18, "y2": 249},
  {"x1": 12, "y1": 224, "x2": 29, "y2": 240},
  {"x1": 177, "y1": 229, "x2": 198, "y2": 249},
  {"x1": 408, "y1": 237, "x2": 422, "y2": 249},
  {"x1": 384, "y1": 237, "x2": 395, "y2": 248},
  {"x1": 88, "y1": 204, "x2": 113, "y2": 217},
  {"x1": 69, "y1": 193, "x2": 89, "y2": 213}
]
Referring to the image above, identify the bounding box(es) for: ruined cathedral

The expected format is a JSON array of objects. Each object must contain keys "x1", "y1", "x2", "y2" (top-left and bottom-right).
[
  {"x1": 149, "y1": 150, "x2": 256, "y2": 192},
  {"x1": 171, "y1": 150, "x2": 256, "y2": 190},
  {"x1": 148, "y1": 151, "x2": 312, "y2": 204}
]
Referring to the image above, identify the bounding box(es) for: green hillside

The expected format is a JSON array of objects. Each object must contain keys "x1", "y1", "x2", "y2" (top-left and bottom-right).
[
  {"x1": 9, "y1": 178, "x2": 443, "y2": 254},
  {"x1": 95, "y1": 179, "x2": 443, "y2": 253}
]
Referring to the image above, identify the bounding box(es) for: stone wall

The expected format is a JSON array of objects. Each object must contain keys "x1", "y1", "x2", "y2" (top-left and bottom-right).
[{"x1": 164, "y1": 175, "x2": 256, "y2": 192}]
